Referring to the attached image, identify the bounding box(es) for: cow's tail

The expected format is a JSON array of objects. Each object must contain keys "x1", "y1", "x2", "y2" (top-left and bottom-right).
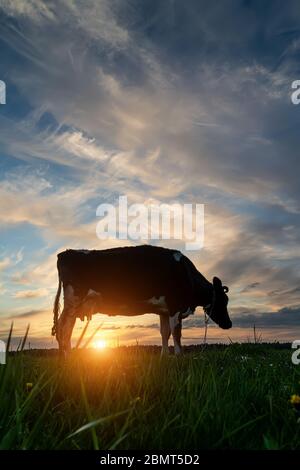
[{"x1": 52, "y1": 272, "x2": 62, "y2": 337}]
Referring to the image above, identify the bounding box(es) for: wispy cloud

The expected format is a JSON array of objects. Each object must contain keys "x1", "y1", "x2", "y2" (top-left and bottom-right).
[
  {"x1": 13, "y1": 288, "x2": 48, "y2": 299},
  {"x1": 0, "y1": 257, "x2": 10, "y2": 271}
]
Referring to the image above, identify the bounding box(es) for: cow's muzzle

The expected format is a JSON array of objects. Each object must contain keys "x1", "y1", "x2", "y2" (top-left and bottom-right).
[{"x1": 218, "y1": 318, "x2": 232, "y2": 329}]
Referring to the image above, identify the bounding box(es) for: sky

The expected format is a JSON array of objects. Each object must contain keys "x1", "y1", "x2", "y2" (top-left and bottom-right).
[{"x1": 0, "y1": 0, "x2": 300, "y2": 348}]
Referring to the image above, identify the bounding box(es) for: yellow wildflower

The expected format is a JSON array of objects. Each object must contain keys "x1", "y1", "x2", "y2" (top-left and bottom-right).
[
  {"x1": 26, "y1": 382, "x2": 33, "y2": 392},
  {"x1": 290, "y1": 394, "x2": 300, "y2": 405}
]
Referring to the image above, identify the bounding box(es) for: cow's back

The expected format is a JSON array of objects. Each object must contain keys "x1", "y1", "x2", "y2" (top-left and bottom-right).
[{"x1": 57, "y1": 246, "x2": 191, "y2": 308}]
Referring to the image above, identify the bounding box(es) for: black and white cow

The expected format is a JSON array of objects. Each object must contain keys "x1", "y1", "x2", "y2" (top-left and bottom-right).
[{"x1": 52, "y1": 245, "x2": 232, "y2": 355}]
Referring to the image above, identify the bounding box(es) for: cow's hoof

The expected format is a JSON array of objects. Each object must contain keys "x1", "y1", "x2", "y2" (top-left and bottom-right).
[
  {"x1": 160, "y1": 348, "x2": 170, "y2": 357},
  {"x1": 174, "y1": 347, "x2": 182, "y2": 356}
]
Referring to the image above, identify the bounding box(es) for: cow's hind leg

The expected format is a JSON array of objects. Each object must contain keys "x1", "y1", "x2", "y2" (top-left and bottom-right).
[
  {"x1": 160, "y1": 314, "x2": 170, "y2": 355},
  {"x1": 56, "y1": 285, "x2": 77, "y2": 357},
  {"x1": 169, "y1": 312, "x2": 182, "y2": 355},
  {"x1": 57, "y1": 309, "x2": 76, "y2": 357}
]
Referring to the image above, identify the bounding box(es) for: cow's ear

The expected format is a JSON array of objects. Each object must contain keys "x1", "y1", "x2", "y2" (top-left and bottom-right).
[{"x1": 213, "y1": 276, "x2": 222, "y2": 288}]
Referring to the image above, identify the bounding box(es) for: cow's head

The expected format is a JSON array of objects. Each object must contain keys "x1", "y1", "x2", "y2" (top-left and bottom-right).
[{"x1": 204, "y1": 277, "x2": 232, "y2": 329}]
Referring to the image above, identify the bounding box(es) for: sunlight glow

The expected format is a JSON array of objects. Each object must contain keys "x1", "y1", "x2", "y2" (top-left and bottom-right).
[{"x1": 93, "y1": 339, "x2": 107, "y2": 350}]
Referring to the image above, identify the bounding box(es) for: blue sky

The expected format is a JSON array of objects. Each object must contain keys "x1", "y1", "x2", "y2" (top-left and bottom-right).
[{"x1": 0, "y1": 0, "x2": 300, "y2": 346}]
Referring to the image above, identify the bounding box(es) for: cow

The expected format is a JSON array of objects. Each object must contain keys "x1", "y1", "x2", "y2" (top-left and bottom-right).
[{"x1": 52, "y1": 245, "x2": 232, "y2": 356}]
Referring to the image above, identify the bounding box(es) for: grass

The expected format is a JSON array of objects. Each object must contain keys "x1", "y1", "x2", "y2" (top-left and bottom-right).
[{"x1": 0, "y1": 343, "x2": 300, "y2": 450}]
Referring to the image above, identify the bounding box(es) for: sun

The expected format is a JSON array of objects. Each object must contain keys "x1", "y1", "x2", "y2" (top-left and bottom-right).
[{"x1": 93, "y1": 339, "x2": 107, "y2": 350}]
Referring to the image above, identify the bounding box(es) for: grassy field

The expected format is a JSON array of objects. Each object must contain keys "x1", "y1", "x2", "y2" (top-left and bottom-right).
[{"x1": 1, "y1": 344, "x2": 300, "y2": 450}]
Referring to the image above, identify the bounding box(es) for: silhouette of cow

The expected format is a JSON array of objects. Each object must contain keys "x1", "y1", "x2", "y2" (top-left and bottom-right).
[{"x1": 52, "y1": 245, "x2": 231, "y2": 355}]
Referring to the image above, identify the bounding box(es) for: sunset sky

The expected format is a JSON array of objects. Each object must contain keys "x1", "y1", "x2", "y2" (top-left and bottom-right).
[{"x1": 0, "y1": 0, "x2": 300, "y2": 348}]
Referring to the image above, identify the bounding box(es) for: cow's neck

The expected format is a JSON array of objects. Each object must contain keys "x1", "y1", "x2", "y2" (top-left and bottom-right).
[{"x1": 195, "y1": 277, "x2": 214, "y2": 308}]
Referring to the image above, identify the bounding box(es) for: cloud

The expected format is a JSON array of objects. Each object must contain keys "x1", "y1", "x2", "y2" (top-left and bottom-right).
[
  {"x1": 0, "y1": 0, "x2": 128, "y2": 45},
  {"x1": 233, "y1": 306, "x2": 300, "y2": 329},
  {"x1": 182, "y1": 306, "x2": 300, "y2": 329},
  {"x1": 13, "y1": 288, "x2": 48, "y2": 299},
  {"x1": 0, "y1": 0, "x2": 55, "y2": 22},
  {"x1": 241, "y1": 282, "x2": 261, "y2": 293},
  {"x1": 0, "y1": 308, "x2": 47, "y2": 321},
  {"x1": 13, "y1": 308, "x2": 47, "y2": 319},
  {"x1": 0, "y1": 282, "x2": 7, "y2": 295},
  {"x1": 15, "y1": 248, "x2": 24, "y2": 264},
  {"x1": 0, "y1": 257, "x2": 10, "y2": 271}
]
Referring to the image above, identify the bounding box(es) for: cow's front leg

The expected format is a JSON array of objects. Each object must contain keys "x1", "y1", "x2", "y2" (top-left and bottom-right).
[
  {"x1": 169, "y1": 312, "x2": 182, "y2": 355},
  {"x1": 160, "y1": 314, "x2": 170, "y2": 355}
]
